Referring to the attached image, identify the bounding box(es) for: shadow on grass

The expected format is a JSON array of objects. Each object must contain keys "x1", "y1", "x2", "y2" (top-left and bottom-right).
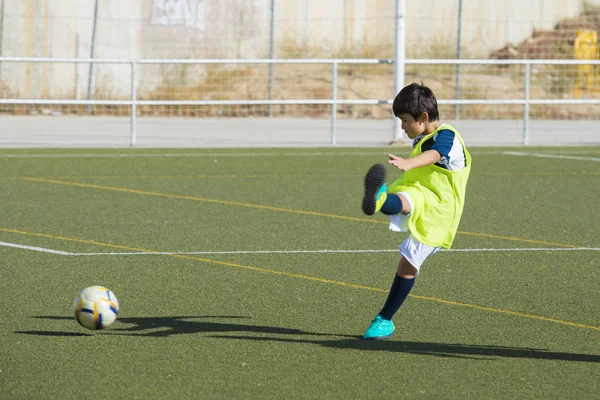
[
  {"x1": 18, "y1": 316, "x2": 599, "y2": 363},
  {"x1": 207, "y1": 335, "x2": 600, "y2": 363},
  {"x1": 17, "y1": 315, "x2": 353, "y2": 339}
]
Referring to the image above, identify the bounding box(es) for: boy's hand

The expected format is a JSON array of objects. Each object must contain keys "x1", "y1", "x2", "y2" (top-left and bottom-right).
[
  {"x1": 388, "y1": 154, "x2": 413, "y2": 172},
  {"x1": 388, "y1": 150, "x2": 441, "y2": 172}
]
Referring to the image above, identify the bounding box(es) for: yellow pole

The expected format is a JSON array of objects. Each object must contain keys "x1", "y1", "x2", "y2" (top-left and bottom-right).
[{"x1": 574, "y1": 29, "x2": 597, "y2": 99}]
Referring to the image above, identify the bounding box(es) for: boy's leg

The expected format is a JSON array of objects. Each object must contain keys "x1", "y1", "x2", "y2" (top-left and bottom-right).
[
  {"x1": 362, "y1": 258, "x2": 416, "y2": 340},
  {"x1": 381, "y1": 193, "x2": 411, "y2": 215},
  {"x1": 379, "y1": 258, "x2": 417, "y2": 319},
  {"x1": 362, "y1": 164, "x2": 411, "y2": 216},
  {"x1": 363, "y1": 236, "x2": 439, "y2": 340}
]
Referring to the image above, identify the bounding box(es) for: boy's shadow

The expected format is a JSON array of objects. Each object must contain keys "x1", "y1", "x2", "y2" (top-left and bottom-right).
[
  {"x1": 16, "y1": 315, "x2": 350, "y2": 338},
  {"x1": 16, "y1": 316, "x2": 600, "y2": 363},
  {"x1": 208, "y1": 334, "x2": 600, "y2": 363}
]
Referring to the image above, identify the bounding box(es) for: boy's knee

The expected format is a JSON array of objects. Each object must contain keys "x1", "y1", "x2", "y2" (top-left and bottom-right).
[
  {"x1": 381, "y1": 193, "x2": 403, "y2": 215},
  {"x1": 382, "y1": 193, "x2": 412, "y2": 215},
  {"x1": 397, "y1": 257, "x2": 417, "y2": 278},
  {"x1": 397, "y1": 193, "x2": 412, "y2": 215}
]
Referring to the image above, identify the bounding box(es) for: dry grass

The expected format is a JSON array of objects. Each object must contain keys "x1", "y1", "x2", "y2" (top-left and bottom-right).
[{"x1": 2, "y1": 62, "x2": 597, "y2": 120}]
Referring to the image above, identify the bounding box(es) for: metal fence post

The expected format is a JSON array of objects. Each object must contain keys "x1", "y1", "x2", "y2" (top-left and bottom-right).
[
  {"x1": 0, "y1": 0, "x2": 5, "y2": 82},
  {"x1": 74, "y1": 34, "x2": 79, "y2": 99},
  {"x1": 268, "y1": 0, "x2": 275, "y2": 117},
  {"x1": 455, "y1": 0, "x2": 463, "y2": 119},
  {"x1": 393, "y1": 0, "x2": 406, "y2": 142},
  {"x1": 331, "y1": 62, "x2": 338, "y2": 145},
  {"x1": 523, "y1": 62, "x2": 530, "y2": 145},
  {"x1": 130, "y1": 61, "x2": 137, "y2": 147},
  {"x1": 86, "y1": 0, "x2": 99, "y2": 114}
]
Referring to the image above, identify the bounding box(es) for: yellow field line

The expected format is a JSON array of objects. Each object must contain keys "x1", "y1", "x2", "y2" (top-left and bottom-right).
[
  {"x1": 21, "y1": 177, "x2": 386, "y2": 223},
  {"x1": 408, "y1": 294, "x2": 600, "y2": 331},
  {"x1": 1, "y1": 226, "x2": 598, "y2": 332},
  {"x1": 23, "y1": 177, "x2": 582, "y2": 248},
  {"x1": 456, "y1": 231, "x2": 582, "y2": 248}
]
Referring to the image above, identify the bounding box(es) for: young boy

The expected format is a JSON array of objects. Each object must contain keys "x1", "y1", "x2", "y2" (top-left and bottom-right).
[{"x1": 361, "y1": 82, "x2": 471, "y2": 340}]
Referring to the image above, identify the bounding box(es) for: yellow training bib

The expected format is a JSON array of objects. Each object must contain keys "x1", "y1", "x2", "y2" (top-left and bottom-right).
[{"x1": 388, "y1": 125, "x2": 471, "y2": 248}]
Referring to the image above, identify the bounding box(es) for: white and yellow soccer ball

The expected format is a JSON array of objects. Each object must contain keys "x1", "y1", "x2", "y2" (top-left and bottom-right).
[{"x1": 73, "y1": 286, "x2": 119, "y2": 330}]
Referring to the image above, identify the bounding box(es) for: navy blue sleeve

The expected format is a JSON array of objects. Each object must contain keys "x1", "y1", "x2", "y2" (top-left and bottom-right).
[{"x1": 424, "y1": 129, "x2": 455, "y2": 160}]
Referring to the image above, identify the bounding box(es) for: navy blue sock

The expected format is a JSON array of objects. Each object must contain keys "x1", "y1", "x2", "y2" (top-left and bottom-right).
[
  {"x1": 380, "y1": 194, "x2": 403, "y2": 215},
  {"x1": 379, "y1": 274, "x2": 415, "y2": 320}
]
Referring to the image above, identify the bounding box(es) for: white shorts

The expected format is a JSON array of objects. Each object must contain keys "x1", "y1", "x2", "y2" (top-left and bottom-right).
[
  {"x1": 399, "y1": 235, "x2": 440, "y2": 276},
  {"x1": 387, "y1": 191, "x2": 440, "y2": 274}
]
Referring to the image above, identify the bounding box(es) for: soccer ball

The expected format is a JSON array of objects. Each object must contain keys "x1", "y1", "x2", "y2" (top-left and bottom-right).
[{"x1": 73, "y1": 286, "x2": 119, "y2": 330}]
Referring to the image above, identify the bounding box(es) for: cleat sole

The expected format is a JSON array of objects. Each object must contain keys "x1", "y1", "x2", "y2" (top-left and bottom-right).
[{"x1": 362, "y1": 164, "x2": 387, "y2": 215}]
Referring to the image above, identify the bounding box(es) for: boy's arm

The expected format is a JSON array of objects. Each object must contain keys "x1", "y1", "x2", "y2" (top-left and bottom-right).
[{"x1": 388, "y1": 150, "x2": 441, "y2": 172}]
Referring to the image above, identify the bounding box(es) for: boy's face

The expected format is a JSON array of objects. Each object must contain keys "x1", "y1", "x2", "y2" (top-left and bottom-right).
[{"x1": 397, "y1": 113, "x2": 426, "y2": 139}]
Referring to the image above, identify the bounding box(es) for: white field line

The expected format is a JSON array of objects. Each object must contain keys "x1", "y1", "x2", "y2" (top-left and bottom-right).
[
  {"x1": 0, "y1": 241, "x2": 72, "y2": 255},
  {"x1": 0, "y1": 150, "x2": 589, "y2": 159},
  {"x1": 0, "y1": 151, "x2": 392, "y2": 159},
  {"x1": 1, "y1": 150, "x2": 597, "y2": 159},
  {"x1": 0, "y1": 241, "x2": 598, "y2": 256},
  {"x1": 68, "y1": 247, "x2": 600, "y2": 255},
  {"x1": 503, "y1": 151, "x2": 600, "y2": 162}
]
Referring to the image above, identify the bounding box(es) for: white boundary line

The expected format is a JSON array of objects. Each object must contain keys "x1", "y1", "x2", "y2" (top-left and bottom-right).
[
  {"x1": 0, "y1": 241, "x2": 72, "y2": 255},
  {"x1": 67, "y1": 247, "x2": 600, "y2": 255},
  {"x1": 503, "y1": 151, "x2": 600, "y2": 162},
  {"x1": 2, "y1": 150, "x2": 597, "y2": 159},
  {"x1": 0, "y1": 151, "x2": 392, "y2": 159},
  {"x1": 0, "y1": 241, "x2": 598, "y2": 256}
]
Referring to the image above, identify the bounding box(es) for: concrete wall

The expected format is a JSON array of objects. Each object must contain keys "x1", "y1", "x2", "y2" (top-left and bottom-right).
[
  {"x1": 0, "y1": 0, "x2": 598, "y2": 97},
  {"x1": 0, "y1": 0, "x2": 144, "y2": 98}
]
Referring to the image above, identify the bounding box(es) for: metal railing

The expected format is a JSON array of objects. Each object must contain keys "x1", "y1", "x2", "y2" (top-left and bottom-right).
[
  {"x1": 416, "y1": 59, "x2": 600, "y2": 145},
  {"x1": 0, "y1": 57, "x2": 599, "y2": 146}
]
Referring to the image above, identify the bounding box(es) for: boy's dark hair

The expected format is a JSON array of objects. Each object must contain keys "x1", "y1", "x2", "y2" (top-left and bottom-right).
[{"x1": 392, "y1": 82, "x2": 439, "y2": 121}]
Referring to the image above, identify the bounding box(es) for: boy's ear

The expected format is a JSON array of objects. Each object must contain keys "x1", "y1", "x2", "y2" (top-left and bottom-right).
[{"x1": 419, "y1": 112, "x2": 429, "y2": 123}]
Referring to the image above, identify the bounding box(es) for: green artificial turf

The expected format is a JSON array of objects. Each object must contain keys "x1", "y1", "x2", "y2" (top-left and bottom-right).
[{"x1": 0, "y1": 147, "x2": 598, "y2": 399}]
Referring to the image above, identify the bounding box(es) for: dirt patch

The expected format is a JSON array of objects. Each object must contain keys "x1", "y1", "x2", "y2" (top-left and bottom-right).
[{"x1": 491, "y1": 10, "x2": 600, "y2": 59}]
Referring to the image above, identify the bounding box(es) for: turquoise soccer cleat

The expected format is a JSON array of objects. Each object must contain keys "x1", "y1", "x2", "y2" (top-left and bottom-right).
[
  {"x1": 362, "y1": 164, "x2": 387, "y2": 215},
  {"x1": 363, "y1": 315, "x2": 395, "y2": 340}
]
